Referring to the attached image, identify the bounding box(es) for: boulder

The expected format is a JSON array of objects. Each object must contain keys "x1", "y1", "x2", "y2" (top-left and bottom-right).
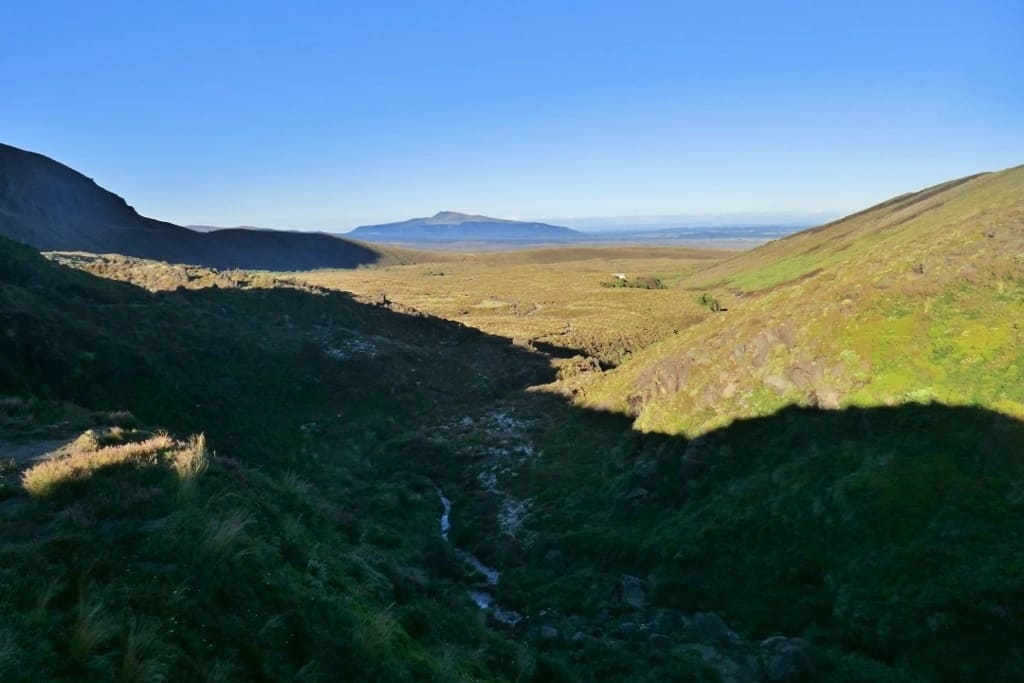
[
  {"x1": 760, "y1": 636, "x2": 814, "y2": 681},
  {"x1": 539, "y1": 625, "x2": 559, "y2": 641},
  {"x1": 648, "y1": 633, "x2": 673, "y2": 649},
  {"x1": 619, "y1": 574, "x2": 647, "y2": 610},
  {"x1": 688, "y1": 612, "x2": 739, "y2": 645}
]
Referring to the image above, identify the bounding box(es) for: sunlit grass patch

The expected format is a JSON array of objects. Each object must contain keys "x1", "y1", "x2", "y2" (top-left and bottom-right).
[
  {"x1": 21, "y1": 431, "x2": 210, "y2": 498},
  {"x1": 22, "y1": 432, "x2": 174, "y2": 497},
  {"x1": 169, "y1": 433, "x2": 208, "y2": 497}
]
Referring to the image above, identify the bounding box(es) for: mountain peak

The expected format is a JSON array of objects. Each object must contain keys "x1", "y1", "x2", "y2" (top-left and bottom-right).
[
  {"x1": 432, "y1": 211, "x2": 472, "y2": 221},
  {"x1": 428, "y1": 211, "x2": 489, "y2": 224}
]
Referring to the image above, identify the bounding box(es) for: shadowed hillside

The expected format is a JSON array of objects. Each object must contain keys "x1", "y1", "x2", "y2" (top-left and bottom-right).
[
  {"x1": 3, "y1": 233, "x2": 1024, "y2": 681},
  {"x1": 0, "y1": 143, "x2": 412, "y2": 270}
]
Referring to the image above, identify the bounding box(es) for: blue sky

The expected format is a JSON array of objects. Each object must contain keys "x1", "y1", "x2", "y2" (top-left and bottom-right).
[{"x1": 3, "y1": 1, "x2": 1021, "y2": 230}]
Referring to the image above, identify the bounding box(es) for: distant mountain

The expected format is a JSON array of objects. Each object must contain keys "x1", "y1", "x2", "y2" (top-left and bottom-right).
[
  {"x1": 0, "y1": 143, "x2": 395, "y2": 270},
  {"x1": 349, "y1": 211, "x2": 581, "y2": 243}
]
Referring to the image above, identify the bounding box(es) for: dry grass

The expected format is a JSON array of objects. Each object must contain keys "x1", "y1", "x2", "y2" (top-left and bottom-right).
[
  {"x1": 296, "y1": 246, "x2": 731, "y2": 365},
  {"x1": 170, "y1": 433, "x2": 209, "y2": 490},
  {"x1": 21, "y1": 431, "x2": 212, "y2": 497},
  {"x1": 22, "y1": 433, "x2": 174, "y2": 497}
]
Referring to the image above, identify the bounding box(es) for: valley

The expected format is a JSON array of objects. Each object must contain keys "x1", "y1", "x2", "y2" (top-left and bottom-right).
[{"x1": 1, "y1": 150, "x2": 1023, "y2": 682}]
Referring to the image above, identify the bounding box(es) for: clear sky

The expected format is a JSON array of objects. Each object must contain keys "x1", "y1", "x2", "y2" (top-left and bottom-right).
[{"x1": 3, "y1": 1, "x2": 1021, "y2": 230}]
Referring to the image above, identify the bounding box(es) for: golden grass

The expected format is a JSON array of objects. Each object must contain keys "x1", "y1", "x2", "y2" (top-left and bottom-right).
[
  {"x1": 22, "y1": 433, "x2": 174, "y2": 497},
  {"x1": 295, "y1": 246, "x2": 731, "y2": 365},
  {"x1": 21, "y1": 431, "x2": 210, "y2": 497},
  {"x1": 171, "y1": 433, "x2": 209, "y2": 483}
]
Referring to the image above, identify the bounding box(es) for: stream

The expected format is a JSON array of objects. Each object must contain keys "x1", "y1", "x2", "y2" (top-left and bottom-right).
[{"x1": 438, "y1": 488, "x2": 521, "y2": 625}]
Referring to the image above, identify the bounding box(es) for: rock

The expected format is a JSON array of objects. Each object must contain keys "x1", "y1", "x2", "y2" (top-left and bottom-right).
[
  {"x1": 680, "y1": 436, "x2": 713, "y2": 477},
  {"x1": 485, "y1": 612, "x2": 509, "y2": 630},
  {"x1": 616, "y1": 621, "x2": 644, "y2": 640},
  {"x1": 624, "y1": 487, "x2": 649, "y2": 502},
  {"x1": 649, "y1": 609, "x2": 681, "y2": 636},
  {"x1": 543, "y1": 548, "x2": 565, "y2": 569},
  {"x1": 539, "y1": 625, "x2": 559, "y2": 641},
  {"x1": 808, "y1": 387, "x2": 841, "y2": 410},
  {"x1": 682, "y1": 644, "x2": 758, "y2": 683},
  {"x1": 632, "y1": 458, "x2": 660, "y2": 489},
  {"x1": 764, "y1": 374, "x2": 796, "y2": 396},
  {"x1": 760, "y1": 636, "x2": 814, "y2": 681},
  {"x1": 619, "y1": 574, "x2": 647, "y2": 610},
  {"x1": 689, "y1": 612, "x2": 739, "y2": 645},
  {"x1": 648, "y1": 633, "x2": 673, "y2": 649}
]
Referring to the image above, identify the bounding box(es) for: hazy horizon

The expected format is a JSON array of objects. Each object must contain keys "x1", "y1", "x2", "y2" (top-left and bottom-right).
[
  {"x1": 186, "y1": 209, "x2": 835, "y2": 235},
  {"x1": 5, "y1": 2, "x2": 1021, "y2": 229}
]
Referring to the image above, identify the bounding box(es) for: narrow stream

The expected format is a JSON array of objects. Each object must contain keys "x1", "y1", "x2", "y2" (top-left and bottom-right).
[{"x1": 437, "y1": 488, "x2": 521, "y2": 625}]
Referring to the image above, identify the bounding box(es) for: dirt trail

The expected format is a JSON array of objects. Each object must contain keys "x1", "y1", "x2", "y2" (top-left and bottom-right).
[{"x1": 1, "y1": 437, "x2": 75, "y2": 466}]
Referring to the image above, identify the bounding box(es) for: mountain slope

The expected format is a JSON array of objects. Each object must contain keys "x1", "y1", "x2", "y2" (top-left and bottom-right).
[
  {"x1": 5, "y1": 157, "x2": 1024, "y2": 681},
  {"x1": 349, "y1": 211, "x2": 581, "y2": 243},
  {"x1": 0, "y1": 235, "x2": 560, "y2": 681},
  {"x1": 0, "y1": 143, "x2": 400, "y2": 270},
  {"x1": 577, "y1": 164, "x2": 1024, "y2": 435}
]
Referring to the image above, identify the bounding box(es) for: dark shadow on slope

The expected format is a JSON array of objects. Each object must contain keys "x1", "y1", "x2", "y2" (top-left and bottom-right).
[
  {"x1": 3, "y1": 235, "x2": 1023, "y2": 682},
  {"x1": 503, "y1": 400, "x2": 1024, "y2": 682}
]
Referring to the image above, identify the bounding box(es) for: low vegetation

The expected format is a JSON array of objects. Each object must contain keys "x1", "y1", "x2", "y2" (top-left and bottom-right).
[
  {"x1": 296, "y1": 245, "x2": 726, "y2": 367},
  {"x1": 2, "y1": 164, "x2": 1023, "y2": 681}
]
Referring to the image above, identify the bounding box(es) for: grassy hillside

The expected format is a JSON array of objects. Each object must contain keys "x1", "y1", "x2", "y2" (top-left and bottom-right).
[
  {"x1": 2, "y1": 238, "x2": 753, "y2": 682},
  {"x1": 4, "y1": 163, "x2": 1024, "y2": 682},
  {"x1": 277, "y1": 166, "x2": 1024, "y2": 681},
  {"x1": 580, "y1": 165, "x2": 1024, "y2": 435},
  {"x1": 0, "y1": 237, "x2": 557, "y2": 681}
]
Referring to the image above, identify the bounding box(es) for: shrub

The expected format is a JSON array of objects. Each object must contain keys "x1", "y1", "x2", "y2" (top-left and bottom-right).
[{"x1": 601, "y1": 276, "x2": 665, "y2": 289}]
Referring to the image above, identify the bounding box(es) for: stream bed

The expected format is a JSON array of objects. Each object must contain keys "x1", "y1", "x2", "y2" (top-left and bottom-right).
[{"x1": 438, "y1": 488, "x2": 521, "y2": 625}]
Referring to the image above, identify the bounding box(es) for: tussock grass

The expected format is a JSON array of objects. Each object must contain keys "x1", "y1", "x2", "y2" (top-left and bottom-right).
[
  {"x1": 201, "y1": 510, "x2": 254, "y2": 559},
  {"x1": 23, "y1": 433, "x2": 175, "y2": 497},
  {"x1": 171, "y1": 433, "x2": 209, "y2": 499},
  {"x1": 30, "y1": 576, "x2": 63, "y2": 623},
  {"x1": 204, "y1": 660, "x2": 236, "y2": 683},
  {"x1": 120, "y1": 617, "x2": 170, "y2": 683},
  {"x1": 21, "y1": 431, "x2": 212, "y2": 498},
  {"x1": 0, "y1": 629, "x2": 16, "y2": 676},
  {"x1": 69, "y1": 590, "x2": 117, "y2": 662},
  {"x1": 278, "y1": 470, "x2": 313, "y2": 503}
]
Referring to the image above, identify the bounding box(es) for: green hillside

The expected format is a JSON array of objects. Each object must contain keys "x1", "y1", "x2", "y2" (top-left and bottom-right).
[
  {"x1": 582, "y1": 165, "x2": 1024, "y2": 435},
  {"x1": 0, "y1": 238, "x2": 559, "y2": 681},
  {"x1": 3, "y1": 162, "x2": 1024, "y2": 682}
]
